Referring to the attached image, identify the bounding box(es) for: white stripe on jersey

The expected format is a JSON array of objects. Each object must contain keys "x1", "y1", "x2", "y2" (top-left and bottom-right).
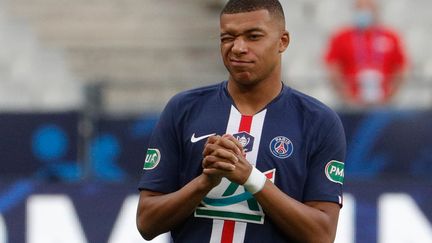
[
  {"x1": 209, "y1": 220, "x2": 224, "y2": 243},
  {"x1": 232, "y1": 222, "x2": 247, "y2": 243},
  {"x1": 225, "y1": 105, "x2": 242, "y2": 136},
  {"x1": 246, "y1": 109, "x2": 267, "y2": 166}
]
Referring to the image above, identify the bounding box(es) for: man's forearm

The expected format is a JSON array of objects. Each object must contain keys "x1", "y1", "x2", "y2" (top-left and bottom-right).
[
  {"x1": 255, "y1": 180, "x2": 340, "y2": 243},
  {"x1": 136, "y1": 174, "x2": 217, "y2": 240},
  {"x1": 387, "y1": 69, "x2": 405, "y2": 99},
  {"x1": 202, "y1": 136, "x2": 340, "y2": 242}
]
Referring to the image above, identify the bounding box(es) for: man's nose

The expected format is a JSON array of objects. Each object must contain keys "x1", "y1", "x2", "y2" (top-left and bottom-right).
[{"x1": 232, "y1": 38, "x2": 248, "y2": 55}]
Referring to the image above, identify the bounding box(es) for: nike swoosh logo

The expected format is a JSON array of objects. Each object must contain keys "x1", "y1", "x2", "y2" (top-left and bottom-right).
[{"x1": 191, "y1": 133, "x2": 216, "y2": 143}]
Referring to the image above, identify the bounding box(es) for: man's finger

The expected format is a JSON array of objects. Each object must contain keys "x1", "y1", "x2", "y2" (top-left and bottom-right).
[
  {"x1": 203, "y1": 155, "x2": 236, "y2": 169},
  {"x1": 211, "y1": 148, "x2": 238, "y2": 163},
  {"x1": 213, "y1": 136, "x2": 243, "y2": 156},
  {"x1": 222, "y1": 134, "x2": 243, "y2": 149},
  {"x1": 203, "y1": 164, "x2": 235, "y2": 176},
  {"x1": 203, "y1": 155, "x2": 236, "y2": 171},
  {"x1": 205, "y1": 135, "x2": 221, "y2": 146},
  {"x1": 202, "y1": 143, "x2": 227, "y2": 157},
  {"x1": 203, "y1": 143, "x2": 240, "y2": 162},
  {"x1": 222, "y1": 134, "x2": 245, "y2": 156}
]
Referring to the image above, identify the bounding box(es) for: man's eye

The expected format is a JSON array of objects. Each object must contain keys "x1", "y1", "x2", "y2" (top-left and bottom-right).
[{"x1": 248, "y1": 34, "x2": 262, "y2": 40}]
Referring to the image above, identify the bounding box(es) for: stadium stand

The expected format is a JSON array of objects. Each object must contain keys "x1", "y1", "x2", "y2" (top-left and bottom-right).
[
  {"x1": 0, "y1": 0, "x2": 431, "y2": 112},
  {"x1": 2, "y1": 0, "x2": 224, "y2": 113},
  {"x1": 0, "y1": 0, "x2": 82, "y2": 111}
]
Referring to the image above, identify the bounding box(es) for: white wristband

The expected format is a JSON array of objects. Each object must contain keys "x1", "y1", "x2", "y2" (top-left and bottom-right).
[{"x1": 243, "y1": 167, "x2": 267, "y2": 194}]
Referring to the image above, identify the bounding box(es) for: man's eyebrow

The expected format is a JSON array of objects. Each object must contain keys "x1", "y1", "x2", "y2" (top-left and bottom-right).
[
  {"x1": 244, "y1": 28, "x2": 265, "y2": 33},
  {"x1": 220, "y1": 28, "x2": 265, "y2": 37},
  {"x1": 220, "y1": 32, "x2": 232, "y2": 37}
]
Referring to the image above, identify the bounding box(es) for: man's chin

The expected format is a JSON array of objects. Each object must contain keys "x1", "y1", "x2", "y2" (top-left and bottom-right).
[
  {"x1": 231, "y1": 78, "x2": 260, "y2": 88},
  {"x1": 230, "y1": 72, "x2": 256, "y2": 84}
]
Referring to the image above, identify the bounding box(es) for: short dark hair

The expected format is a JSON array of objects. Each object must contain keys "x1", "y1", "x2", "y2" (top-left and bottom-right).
[{"x1": 221, "y1": 0, "x2": 285, "y2": 24}]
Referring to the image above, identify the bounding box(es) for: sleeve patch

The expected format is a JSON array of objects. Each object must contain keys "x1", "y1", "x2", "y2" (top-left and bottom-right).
[
  {"x1": 143, "y1": 148, "x2": 161, "y2": 170},
  {"x1": 325, "y1": 160, "x2": 344, "y2": 184}
]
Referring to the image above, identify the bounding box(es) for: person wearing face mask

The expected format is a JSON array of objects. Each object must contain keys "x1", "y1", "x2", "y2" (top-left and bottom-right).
[{"x1": 324, "y1": 0, "x2": 407, "y2": 108}]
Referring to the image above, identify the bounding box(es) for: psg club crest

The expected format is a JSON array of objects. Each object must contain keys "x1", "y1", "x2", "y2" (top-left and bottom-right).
[
  {"x1": 233, "y1": 131, "x2": 254, "y2": 152},
  {"x1": 269, "y1": 136, "x2": 294, "y2": 159}
]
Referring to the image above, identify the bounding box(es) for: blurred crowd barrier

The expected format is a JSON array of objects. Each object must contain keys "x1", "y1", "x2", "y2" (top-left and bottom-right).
[
  {"x1": 0, "y1": 108, "x2": 432, "y2": 242},
  {"x1": 1, "y1": 109, "x2": 432, "y2": 181}
]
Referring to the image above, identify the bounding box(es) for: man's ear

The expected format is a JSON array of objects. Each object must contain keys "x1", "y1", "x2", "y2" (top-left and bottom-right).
[{"x1": 279, "y1": 30, "x2": 290, "y2": 53}]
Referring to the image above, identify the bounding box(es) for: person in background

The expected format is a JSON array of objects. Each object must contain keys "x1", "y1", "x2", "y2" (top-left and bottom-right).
[{"x1": 324, "y1": 0, "x2": 407, "y2": 108}]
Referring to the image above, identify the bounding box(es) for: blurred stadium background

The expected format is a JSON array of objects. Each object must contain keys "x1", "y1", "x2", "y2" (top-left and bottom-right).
[{"x1": 0, "y1": 0, "x2": 431, "y2": 242}]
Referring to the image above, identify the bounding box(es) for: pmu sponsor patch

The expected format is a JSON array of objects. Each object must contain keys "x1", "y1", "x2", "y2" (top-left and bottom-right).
[
  {"x1": 143, "y1": 148, "x2": 160, "y2": 170},
  {"x1": 325, "y1": 160, "x2": 344, "y2": 184}
]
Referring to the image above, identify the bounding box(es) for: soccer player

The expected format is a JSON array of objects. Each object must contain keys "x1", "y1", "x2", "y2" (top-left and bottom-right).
[{"x1": 137, "y1": 0, "x2": 346, "y2": 242}]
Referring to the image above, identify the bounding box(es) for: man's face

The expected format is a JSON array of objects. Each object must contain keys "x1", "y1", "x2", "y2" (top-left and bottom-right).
[
  {"x1": 354, "y1": 0, "x2": 378, "y2": 25},
  {"x1": 220, "y1": 10, "x2": 288, "y2": 85}
]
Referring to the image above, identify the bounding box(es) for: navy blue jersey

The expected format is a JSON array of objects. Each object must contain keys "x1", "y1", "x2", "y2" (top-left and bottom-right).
[{"x1": 138, "y1": 81, "x2": 346, "y2": 243}]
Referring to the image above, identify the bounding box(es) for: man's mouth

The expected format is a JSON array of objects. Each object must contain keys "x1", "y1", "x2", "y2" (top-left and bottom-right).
[{"x1": 229, "y1": 59, "x2": 254, "y2": 67}]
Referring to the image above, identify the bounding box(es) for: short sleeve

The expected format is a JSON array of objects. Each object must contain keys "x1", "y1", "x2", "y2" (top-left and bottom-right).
[
  {"x1": 137, "y1": 96, "x2": 182, "y2": 193},
  {"x1": 303, "y1": 113, "x2": 346, "y2": 206},
  {"x1": 390, "y1": 32, "x2": 407, "y2": 70}
]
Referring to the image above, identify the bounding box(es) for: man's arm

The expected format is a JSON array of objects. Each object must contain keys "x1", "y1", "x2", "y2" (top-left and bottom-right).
[
  {"x1": 137, "y1": 136, "x2": 241, "y2": 240},
  {"x1": 136, "y1": 174, "x2": 219, "y2": 240},
  {"x1": 386, "y1": 68, "x2": 406, "y2": 103},
  {"x1": 386, "y1": 32, "x2": 408, "y2": 103},
  {"x1": 254, "y1": 181, "x2": 340, "y2": 243},
  {"x1": 203, "y1": 135, "x2": 341, "y2": 243},
  {"x1": 326, "y1": 63, "x2": 356, "y2": 105},
  {"x1": 204, "y1": 155, "x2": 340, "y2": 243}
]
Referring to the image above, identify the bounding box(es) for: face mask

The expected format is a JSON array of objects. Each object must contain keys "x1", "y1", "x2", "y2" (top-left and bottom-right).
[{"x1": 354, "y1": 10, "x2": 374, "y2": 29}]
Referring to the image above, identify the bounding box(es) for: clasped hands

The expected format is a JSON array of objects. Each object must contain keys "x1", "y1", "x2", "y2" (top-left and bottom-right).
[{"x1": 202, "y1": 134, "x2": 253, "y2": 186}]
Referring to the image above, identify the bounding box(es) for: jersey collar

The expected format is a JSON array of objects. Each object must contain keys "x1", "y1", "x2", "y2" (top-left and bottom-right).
[{"x1": 220, "y1": 80, "x2": 291, "y2": 115}]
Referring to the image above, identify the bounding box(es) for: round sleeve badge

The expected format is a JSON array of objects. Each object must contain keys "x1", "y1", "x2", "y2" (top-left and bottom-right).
[
  {"x1": 143, "y1": 148, "x2": 161, "y2": 170},
  {"x1": 325, "y1": 160, "x2": 345, "y2": 184},
  {"x1": 269, "y1": 136, "x2": 294, "y2": 159}
]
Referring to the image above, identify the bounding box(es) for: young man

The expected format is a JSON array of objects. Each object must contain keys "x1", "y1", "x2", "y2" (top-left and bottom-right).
[{"x1": 137, "y1": 0, "x2": 346, "y2": 242}]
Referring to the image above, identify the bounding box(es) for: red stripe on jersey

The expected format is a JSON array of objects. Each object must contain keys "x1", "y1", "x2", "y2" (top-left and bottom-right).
[
  {"x1": 238, "y1": 115, "x2": 253, "y2": 133},
  {"x1": 221, "y1": 220, "x2": 235, "y2": 243},
  {"x1": 265, "y1": 171, "x2": 274, "y2": 179}
]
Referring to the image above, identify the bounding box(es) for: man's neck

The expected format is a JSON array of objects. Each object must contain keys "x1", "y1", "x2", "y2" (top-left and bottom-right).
[
  {"x1": 227, "y1": 76, "x2": 282, "y2": 116},
  {"x1": 357, "y1": 24, "x2": 379, "y2": 33}
]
